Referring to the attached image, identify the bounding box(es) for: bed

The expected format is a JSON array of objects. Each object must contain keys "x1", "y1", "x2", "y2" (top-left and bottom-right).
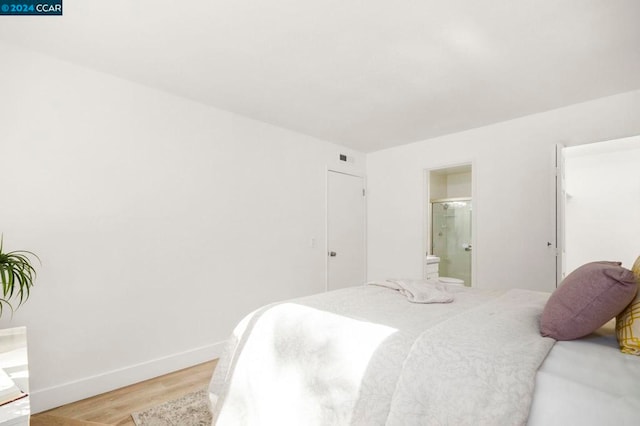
[{"x1": 208, "y1": 283, "x2": 640, "y2": 425}]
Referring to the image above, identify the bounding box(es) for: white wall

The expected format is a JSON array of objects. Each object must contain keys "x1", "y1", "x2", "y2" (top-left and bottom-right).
[
  {"x1": 367, "y1": 90, "x2": 640, "y2": 292},
  {"x1": 0, "y1": 42, "x2": 364, "y2": 412},
  {"x1": 564, "y1": 135, "x2": 640, "y2": 273}
]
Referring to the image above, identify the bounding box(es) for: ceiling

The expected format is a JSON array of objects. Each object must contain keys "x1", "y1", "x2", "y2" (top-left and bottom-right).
[{"x1": 1, "y1": 0, "x2": 639, "y2": 152}]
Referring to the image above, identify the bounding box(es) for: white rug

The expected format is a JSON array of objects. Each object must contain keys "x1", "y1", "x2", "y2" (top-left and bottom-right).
[{"x1": 131, "y1": 389, "x2": 212, "y2": 426}]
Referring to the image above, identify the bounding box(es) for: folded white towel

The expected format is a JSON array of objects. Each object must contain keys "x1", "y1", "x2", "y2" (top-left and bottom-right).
[{"x1": 368, "y1": 279, "x2": 454, "y2": 304}]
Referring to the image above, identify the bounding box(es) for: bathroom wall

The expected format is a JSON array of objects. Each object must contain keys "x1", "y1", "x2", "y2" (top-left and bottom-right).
[
  {"x1": 429, "y1": 170, "x2": 471, "y2": 200},
  {"x1": 430, "y1": 174, "x2": 448, "y2": 200},
  {"x1": 443, "y1": 172, "x2": 471, "y2": 199}
]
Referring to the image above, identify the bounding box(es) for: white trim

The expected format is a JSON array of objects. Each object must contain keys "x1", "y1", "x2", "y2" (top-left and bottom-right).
[
  {"x1": 555, "y1": 143, "x2": 567, "y2": 287},
  {"x1": 471, "y1": 161, "x2": 477, "y2": 288},
  {"x1": 325, "y1": 168, "x2": 329, "y2": 292},
  {"x1": 326, "y1": 169, "x2": 364, "y2": 179},
  {"x1": 430, "y1": 197, "x2": 472, "y2": 203},
  {"x1": 422, "y1": 169, "x2": 430, "y2": 272},
  {"x1": 30, "y1": 341, "x2": 226, "y2": 414}
]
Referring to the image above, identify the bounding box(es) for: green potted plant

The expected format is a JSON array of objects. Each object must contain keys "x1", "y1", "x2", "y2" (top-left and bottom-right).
[{"x1": 0, "y1": 236, "x2": 39, "y2": 317}]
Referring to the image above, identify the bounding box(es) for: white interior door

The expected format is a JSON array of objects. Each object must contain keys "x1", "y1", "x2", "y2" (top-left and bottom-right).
[{"x1": 327, "y1": 171, "x2": 366, "y2": 291}]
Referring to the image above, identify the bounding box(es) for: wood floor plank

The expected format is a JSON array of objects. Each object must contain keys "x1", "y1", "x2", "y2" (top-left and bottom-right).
[
  {"x1": 32, "y1": 360, "x2": 217, "y2": 425},
  {"x1": 31, "y1": 413, "x2": 109, "y2": 425}
]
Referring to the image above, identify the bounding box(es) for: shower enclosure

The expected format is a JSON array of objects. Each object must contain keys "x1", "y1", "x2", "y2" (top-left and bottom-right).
[{"x1": 431, "y1": 198, "x2": 472, "y2": 286}]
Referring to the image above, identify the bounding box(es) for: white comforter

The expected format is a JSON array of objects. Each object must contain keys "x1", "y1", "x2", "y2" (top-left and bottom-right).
[{"x1": 209, "y1": 286, "x2": 555, "y2": 425}]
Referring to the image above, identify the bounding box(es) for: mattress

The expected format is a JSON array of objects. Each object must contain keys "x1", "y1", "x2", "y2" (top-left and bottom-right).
[
  {"x1": 529, "y1": 321, "x2": 640, "y2": 425},
  {"x1": 209, "y1": 285, "x2": 640, "y2": 425}
]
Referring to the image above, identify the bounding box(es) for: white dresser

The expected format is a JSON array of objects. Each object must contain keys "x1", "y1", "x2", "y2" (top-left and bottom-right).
[{"x1": 0, "y1": 327, "x2": 29, "y2": 426}]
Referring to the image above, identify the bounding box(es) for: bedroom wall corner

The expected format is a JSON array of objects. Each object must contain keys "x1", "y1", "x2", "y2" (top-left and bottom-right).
[{"x1": 0, "y1": 41, "x2": 365, "y2": 412}]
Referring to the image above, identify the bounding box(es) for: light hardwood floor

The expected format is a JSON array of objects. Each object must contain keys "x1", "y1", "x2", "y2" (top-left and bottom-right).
[{"x1": 31, "y1": 360, "x2": 217, "y2": 426}]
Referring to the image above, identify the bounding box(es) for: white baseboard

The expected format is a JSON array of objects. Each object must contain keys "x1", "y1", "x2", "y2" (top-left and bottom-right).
[{"x1": 30, "y1": 340, "x2": 226, "y2": 414}]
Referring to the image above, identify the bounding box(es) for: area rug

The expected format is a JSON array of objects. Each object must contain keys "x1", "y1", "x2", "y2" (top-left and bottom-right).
[{"x1": 131, "y1": 389, "x2": 212, "y2": 426}]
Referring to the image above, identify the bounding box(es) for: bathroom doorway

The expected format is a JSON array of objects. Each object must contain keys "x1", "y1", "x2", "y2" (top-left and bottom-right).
[{"x1": 426, "y1": 165, "x2": 473, "y2": 286}]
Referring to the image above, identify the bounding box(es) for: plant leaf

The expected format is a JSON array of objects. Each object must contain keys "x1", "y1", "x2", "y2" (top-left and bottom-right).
[{"x1": 0, "y1": 239, "x2": 38, "y2": 316}]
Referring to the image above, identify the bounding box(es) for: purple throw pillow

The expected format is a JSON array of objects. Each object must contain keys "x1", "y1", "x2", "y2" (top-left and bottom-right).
[{"x1": 541, "y1": 261, "x2": 638, "y2": 340}]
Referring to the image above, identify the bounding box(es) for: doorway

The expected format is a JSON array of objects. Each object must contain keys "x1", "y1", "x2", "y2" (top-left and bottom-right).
[
  {"x1": 561, "y1": 135, "x2": 640, "y2": 277},
  {"x1": 426, "y1": 165, "x2": 473, "y2": 286},
  {"x1": 326, "y1": 170, "x2": 366, "y2": 291}
]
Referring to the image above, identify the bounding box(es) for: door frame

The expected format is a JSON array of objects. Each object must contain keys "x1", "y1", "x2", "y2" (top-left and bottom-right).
[
  {"x1": 423, "y1": 161, "x2": 476, "y2": 287},
  {"x1": 325, "y1": 168, "x2": 367, "y2": 292},
  {"x1": 554, "y1": 143, "x2": 566, "y2": 287}
]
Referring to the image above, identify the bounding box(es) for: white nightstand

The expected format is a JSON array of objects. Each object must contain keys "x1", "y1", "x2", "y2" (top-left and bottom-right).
[{"x1": 0, "y1": 327, "x2": 29, "y2": 426}]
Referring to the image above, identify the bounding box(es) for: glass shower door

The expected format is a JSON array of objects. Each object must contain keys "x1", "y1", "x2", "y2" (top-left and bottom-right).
[{"x1": 431, "y1": 199, "x2": 472, "y2": 286}]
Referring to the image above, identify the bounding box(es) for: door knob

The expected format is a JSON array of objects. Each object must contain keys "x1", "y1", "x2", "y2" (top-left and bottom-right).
[{"x1": 329, "y1": 251, "x2": 337, "y2": 257}]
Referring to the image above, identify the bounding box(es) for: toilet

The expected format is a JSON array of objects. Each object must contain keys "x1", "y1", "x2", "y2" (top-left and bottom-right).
[
  {"x1": 438, "y1": 276, "x2": 465, "y2": 286},
  {"x1": 426, "y1": 255, "x2": 465, "y2": 286}
]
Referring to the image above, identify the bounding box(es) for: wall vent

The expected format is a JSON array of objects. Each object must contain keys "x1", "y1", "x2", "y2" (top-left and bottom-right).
[{"x1": 339, "y1": 153, "x2": 355, "y2": 163}]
